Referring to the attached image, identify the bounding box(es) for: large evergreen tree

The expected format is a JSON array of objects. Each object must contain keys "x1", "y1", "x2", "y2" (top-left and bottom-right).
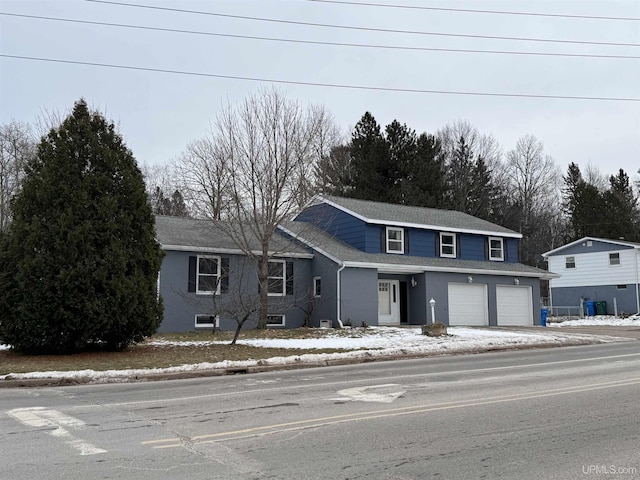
[
  {"x1": 348, "y1": 112, "x2": 390, "y2": 201},
  {"x1": 0, "y1": 99, "x2": 163, "y2": 354}
]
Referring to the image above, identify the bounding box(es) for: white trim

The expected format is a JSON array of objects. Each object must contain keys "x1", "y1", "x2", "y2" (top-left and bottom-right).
[
  {"x1": 162, "y1": 244, "x2": 313, "y2": 259},
  {"x1": 266, "y1": 314, "x2": 286, "y2": 327},
  {"x1": 609, "y1": 252, "x2": 621, "y2": 266},
  {"x1": 313, "y1": 276, "x2": 322, "y2": 297},
  {"x1": 488, "y1": 237, "x2": 504, "y2": 261},
  {"x1": 196, "y1": 255, "x2": 221, "y2": 295},
  {"x1": 194, "y1": 314, "x2": 219, "y2": 328},
  {"x1": 277, "y1": 224, "x2": 557, "y2": 279},
  {"x1": 319, "y1": 196, "x2": 522, "y2": 238},
  {"x1": 385, "y1": 226, "x2": 405, "y2": 254},
  {"x1": 267, "y1": 259, "x2": 287, "y2": 296},
  {"x1": 440, "y1": 232, "x2": 457, "y2": 258},
  {"x1": 543, "y1": 236, "x2": 640, "y2": 257}
]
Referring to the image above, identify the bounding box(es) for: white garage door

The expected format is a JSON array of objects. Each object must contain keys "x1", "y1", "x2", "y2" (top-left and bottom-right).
[
  {"x1": 448, "y1": 283, "x2": 488, "y2": 326},
  {"x1": 496, "y1": 285, "x2": 533, "y2": 326}
]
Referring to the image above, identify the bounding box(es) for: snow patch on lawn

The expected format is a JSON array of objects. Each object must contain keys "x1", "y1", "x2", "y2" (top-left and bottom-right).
[
  {"x1": 548, "y1": 316, "x2": 640, "y2": 327},
  {"x1": 1, "y1": 326, "x2": 628, "y2": 383}
]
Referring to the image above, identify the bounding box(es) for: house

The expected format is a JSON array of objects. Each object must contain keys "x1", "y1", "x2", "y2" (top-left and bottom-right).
[
  {"x1": 155, "y1": 196, "x2": 556, "y2": 332},
  {"x1": 542, "y1": 237, "x2": 640, "y2": 316}
]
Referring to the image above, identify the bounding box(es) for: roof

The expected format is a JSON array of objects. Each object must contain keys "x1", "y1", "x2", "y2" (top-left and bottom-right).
[
  {"x1": 542, "y1": 236, "x2": 640, "y2": 257},
  {"x1": 309, "y1": 195, "x2": 522, "y2": 238},
  {"x1": 154, "y1": 215, "x2": 312, "y2": 258},
  {"x1": 280, "y1": 221, "x2": 556, "y2": 279}
]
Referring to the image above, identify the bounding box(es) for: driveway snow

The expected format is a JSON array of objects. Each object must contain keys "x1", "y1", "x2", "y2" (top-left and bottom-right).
[{"x1": 1, "y1": 324, "x2": 631, "y2": 383}]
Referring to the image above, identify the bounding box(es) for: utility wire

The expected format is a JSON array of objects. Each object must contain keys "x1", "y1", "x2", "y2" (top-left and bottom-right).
[
  {"x1": 83, "y1": 0, "x2": 639, "y2": 47},
  {"x1": 307, "y1": 0, "x2": 640, "y2": 21},
  {"x1": 2, "y1": 54, "x2": 638, "y2": 102},
  {"x1": 3, "y1": 13, "x2": 638, "y2": 59}
]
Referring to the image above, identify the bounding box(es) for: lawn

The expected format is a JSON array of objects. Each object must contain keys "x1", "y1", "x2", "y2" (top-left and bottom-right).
[{"x1": 0, "y1": 329, "x2": 348, "y2": 375}]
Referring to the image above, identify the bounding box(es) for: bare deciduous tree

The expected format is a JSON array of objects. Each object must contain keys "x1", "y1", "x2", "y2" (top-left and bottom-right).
[
  {"x1": 0, "y1": 121, "x2": 36, "y2": 230},
  {"x1": 208, "y1": 87, "x2": 338, "y2": 328}
]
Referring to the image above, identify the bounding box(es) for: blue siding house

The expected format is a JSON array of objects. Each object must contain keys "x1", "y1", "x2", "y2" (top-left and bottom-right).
[{"x1": 156, "y1": 196, "x2": 556, "y2": 332}]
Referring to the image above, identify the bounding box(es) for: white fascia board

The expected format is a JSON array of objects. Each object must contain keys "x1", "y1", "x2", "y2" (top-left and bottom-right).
[
  {"x1": 321, "y1": 197, "x2": 522, "y2": 239},
  {"x1": 543, "y1": 236, "x2": 640, "y2": 257},
  {"x1": 162, "y1": 244, "x2": 314, "y2": 259},
  {"x1": 341, "y1": 260, "x2": 559, "y2": 279}
]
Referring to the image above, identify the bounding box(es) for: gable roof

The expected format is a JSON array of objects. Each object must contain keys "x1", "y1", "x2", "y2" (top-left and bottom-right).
[
  {"x1": 280, "y1": 221, "x2": 556, "y2": 279},
  {"x1": 542, "y1": 236, "x2": 640, "y2": 257},
  {"x1": 155, "y1": 215, "x2": 312, "y2": 258},
  {"x1": 307, "y1": 195, "x2": 521, "y2": 238}
]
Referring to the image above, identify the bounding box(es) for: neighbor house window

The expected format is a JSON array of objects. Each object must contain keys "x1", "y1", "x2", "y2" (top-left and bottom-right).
[
  {"x1": 267, "y1": 260, "x2": 294, "y2": 296},
  {"x1": 195, "y1": 315, "x2": 219, "y2": 328},
  {"x1": 488, "y1": 237, "x2": 504, "y2": 261},
  {"x1": 386, "y1": 227, "x2": 404, "y2": 254},
  {"x1": 565, "y1": 256, "x2": 575, "y2": 269},
  {"x1": 313, "y1": 277, "x2": 321, "y2": 297},
  {"x1": 267, "y1": 314, "x2": 285, "y2": 326},
  {"x1": 609, "y1": 252, "x2": 620, "y2": 266},
  {"x1": 197, "y1": 256, "x2": 220, "y2": 293},
  {"x1": 440, "y1": 232, "x2": 456, "y2": 258},
  {"x1": 617, "y1": 285, "x2": 627, "y2": 290}
]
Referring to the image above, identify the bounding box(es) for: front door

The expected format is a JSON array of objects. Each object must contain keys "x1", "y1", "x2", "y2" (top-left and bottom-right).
[{"x1": 378, "y1": 280, "x2": 400, "y2": 325}]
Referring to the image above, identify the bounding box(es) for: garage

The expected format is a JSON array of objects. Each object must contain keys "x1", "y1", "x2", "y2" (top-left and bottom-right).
[
  {"x1": 448, "y1": 283, "x2": 488, "y2": 326},
  {"x1": 496, "y1": 285, "x2": 533, "y2": 326}
]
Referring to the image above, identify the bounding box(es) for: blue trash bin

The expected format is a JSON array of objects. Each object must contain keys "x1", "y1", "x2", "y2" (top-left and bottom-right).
[
  {"x1": 585, "y1": 300, "x2": 596, "y2": 316},
  {"x1": 541, "y1": 308, "x2": 548, "y2": 327}
]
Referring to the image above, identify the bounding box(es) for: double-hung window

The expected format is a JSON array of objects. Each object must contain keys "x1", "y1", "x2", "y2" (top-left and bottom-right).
[
  {"x1": 609, "y1": 252, "x2": 620, "y2": 266},
  {"x1": 440, "y1": 232, "x2": 456, "y2": 258},
  {"x1": 386, "y1": 227, "x2": 405, "y2": 254},
  {"x1": 565, "y1": 256, "x2": 576, "y2": 269},
  {"x1": 488, "y1": 237, "x2": 504, "y2": 261},
  {"x1": 197, "y1": 256, "x2": 220, "y2": 294}
]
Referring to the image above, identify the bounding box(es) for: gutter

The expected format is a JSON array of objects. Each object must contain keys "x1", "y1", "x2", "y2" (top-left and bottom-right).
[{"x1": 336, "y1": 263, "x2": 346, "y2": 326}]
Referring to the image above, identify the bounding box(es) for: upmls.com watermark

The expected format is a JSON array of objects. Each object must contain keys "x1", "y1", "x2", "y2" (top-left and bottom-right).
[{"x1": 582, "y1": 465, "x2": 638, "y2": 476}]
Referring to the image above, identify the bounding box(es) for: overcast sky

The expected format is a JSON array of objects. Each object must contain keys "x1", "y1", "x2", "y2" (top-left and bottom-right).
[{"x1": 1, "y1": 0, "x2": 639, "y2": 180}]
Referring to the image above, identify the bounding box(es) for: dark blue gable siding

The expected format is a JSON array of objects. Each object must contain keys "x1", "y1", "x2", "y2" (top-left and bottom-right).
[
  {"x1": 296, "y1": 203, "x2": 368, "y2": 250},
  {"x1": 296, "y1": 202, "x2": 520, "y2": 263},
  {"x1": 505, "y1": 238, "x2": 519, "y2": 263}
]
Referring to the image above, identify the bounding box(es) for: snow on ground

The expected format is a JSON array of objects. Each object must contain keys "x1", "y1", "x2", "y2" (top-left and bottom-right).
[
  {"x1": 0, "y1": 324, "x2": 631, "y2": 383},
  {"x1": 548, "y1": 315, "x2": 640, "y2": 327}
]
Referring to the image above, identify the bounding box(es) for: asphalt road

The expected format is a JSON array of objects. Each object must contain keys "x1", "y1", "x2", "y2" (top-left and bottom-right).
[{"x1": 2, "y1": 342, "x2": 640, "y2": 480}]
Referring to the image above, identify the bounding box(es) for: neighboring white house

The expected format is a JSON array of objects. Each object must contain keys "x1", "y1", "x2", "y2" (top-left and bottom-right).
[{"x1": 542, "y1": 237, "x2": 640, "y2": 316}]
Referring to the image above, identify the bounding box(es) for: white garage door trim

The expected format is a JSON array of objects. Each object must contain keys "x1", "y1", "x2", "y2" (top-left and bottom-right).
[
  {"x1": 496, "y1": 285, "x2": 533, "y2": 326},
  {"x1": 448, "y1": 283, "x2": 488, "y2": 326}
]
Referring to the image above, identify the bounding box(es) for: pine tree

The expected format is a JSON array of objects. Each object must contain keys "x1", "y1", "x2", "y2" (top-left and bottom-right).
[
  {"x1": 0, "y1": 99, "x2": 163, "y2": 354},
  {"x1": 349, "y1": 112, "x2": 390, "y2": 201},
  {"x1": 604, "y1": 169, "x2": 639, "y2": 241}
]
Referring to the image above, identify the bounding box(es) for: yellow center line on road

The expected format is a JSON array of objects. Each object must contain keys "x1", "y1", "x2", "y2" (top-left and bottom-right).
[{"x1": 143, "y1": 376, "x2": 640, "y2": 449}]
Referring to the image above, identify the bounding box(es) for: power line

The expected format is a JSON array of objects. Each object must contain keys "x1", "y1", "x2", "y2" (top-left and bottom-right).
[
  {"x1": 83, "y1": 0, "x2": 639, "y2": 47},
  {"x1": 307, "y1": 0, "x2": 640, "y2": 21},
  {"x1": 2, "y1": 54, "x2": 638, "y2": 102},
  {"x1": 3, "y1": 13, "x2": 638, "y2": 60}
]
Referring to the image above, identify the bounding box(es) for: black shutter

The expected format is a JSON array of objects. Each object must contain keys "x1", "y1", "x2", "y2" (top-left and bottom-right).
[
  {"x1": 381, "y1": 226, "x2": 386, "y2": 253},
  {"x1": 484, "y1": 238, "x2": 489, "y2": 260},
  {"x1": 456, "y1": 235, "x2": 461, "y2": 259},
  {"x1": 435, "y1": 233, "x2": 440, "y2": 257},
  {"x1": 188, "y1": 256, "x2": 197, "y2": 292},
  {"x1": 220, "y1": 257, "x2": 229, "y2": 293},
  {"x1": 404, "y1": 229, "x2": 409, "y2": 254},
  {"x1": 504, "y1": 239, "x2": 508, "y2": 261},
  {"x1": 286, "y1": 261, "x2": 294, "y2": 295}
]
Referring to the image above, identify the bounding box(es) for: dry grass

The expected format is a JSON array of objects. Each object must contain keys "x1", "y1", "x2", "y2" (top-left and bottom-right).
[{"x1": 0, "y1": 328, "x2": 350, "y2": 375}]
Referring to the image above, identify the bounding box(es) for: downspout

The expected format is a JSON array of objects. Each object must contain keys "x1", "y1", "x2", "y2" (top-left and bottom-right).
[
  {"x1": 336, "y1": 263, "x2": 346, "y2": 326},
  {"x1": 635, "y1": 249, "x2": 640, "y2": 315}
]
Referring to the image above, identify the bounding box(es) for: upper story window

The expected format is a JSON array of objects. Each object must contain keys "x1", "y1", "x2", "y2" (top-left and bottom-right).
[
  {"x1": 565, "y1": 256, "x2": 576, "y2": 269},
  {"x1": 609, "y1": 252, "x2": 620, "y2": 266},
  {"x1": 197, "y1": 256, "x2": 220, "y2": 293},
  {"x1": 313, "y1": 277, "x2": 322, "y2": 297},
  {"x1": 386, "y1": 227, "x2": 404, "y2": 254},
  {"x1": 440, "y1": 232, "x2": 456, "y2": 258},
  {"x1": 488, "y1": 237, "x2": 504, "y2": 261},
  {"x1": 268, "y1": 260, "x2": 294, "y2": 296}
]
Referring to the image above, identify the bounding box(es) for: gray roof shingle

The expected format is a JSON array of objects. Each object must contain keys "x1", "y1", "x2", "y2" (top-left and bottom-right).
[
  {"x1": 319, "y1": 195, "x2": 520, "y2": 237},
  {"x1": 155, "y1": 215, "x2": 311, "y2": 257}
]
